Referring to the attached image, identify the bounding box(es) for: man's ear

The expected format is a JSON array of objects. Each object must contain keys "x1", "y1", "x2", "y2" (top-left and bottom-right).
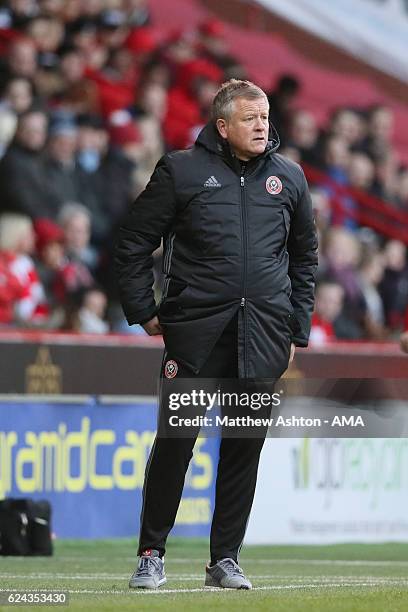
[{"x1": 216, "y1": 118, "x2": 228, "y2": 139}]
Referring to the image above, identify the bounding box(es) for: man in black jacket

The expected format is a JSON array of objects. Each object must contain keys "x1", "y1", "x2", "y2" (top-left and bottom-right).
[
  {"x1": 115, "y1": 79, "x2": 318, "y2": 589},
  {"x1": 0, "y1": 110, "x2": 49, "y2": 218}
]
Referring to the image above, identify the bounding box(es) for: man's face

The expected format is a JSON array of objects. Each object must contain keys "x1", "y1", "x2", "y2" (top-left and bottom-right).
[
  {"x1": 64, "y1": 213, "x2": 90, "y2": 251},
  {"x1": 216, "y1": 96, "x2": 269, "y2": 161},
  {"x1": 48, "y1": 131, "x2": 78, "y2": 163},
  {"x1": 17, "y1": 113, "x2": 48, "y2": 151}
]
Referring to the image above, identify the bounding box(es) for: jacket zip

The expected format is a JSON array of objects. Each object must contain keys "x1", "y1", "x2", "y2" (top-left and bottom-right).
[{"x1": 240, "y1": 169, "x2": 248, "y2": 378}]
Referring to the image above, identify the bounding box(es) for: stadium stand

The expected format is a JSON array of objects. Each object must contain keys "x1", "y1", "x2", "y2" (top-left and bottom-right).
[{"x1": 0, "y1": 0, "x2": 406, "y2": 345}]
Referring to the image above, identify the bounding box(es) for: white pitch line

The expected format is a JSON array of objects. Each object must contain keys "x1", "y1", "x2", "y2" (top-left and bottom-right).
[
  {"x1": 1, "y1": 574, "x2": 408, "y2": 584},
  {"x1": 23, "y1": 556, "x2": 408, "y2": 567},
  {"x1": 1, "y1": 581, "x2": 407, "y2": 596},
  {"x1": 128, "y1": 557, "x2": 408, "y2": 567},
  {"x1": 211, "y1": 559, "x2": 408, "y2": 567}
]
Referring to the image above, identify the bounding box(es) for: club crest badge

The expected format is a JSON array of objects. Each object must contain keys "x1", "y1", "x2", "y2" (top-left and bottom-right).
[
  {"x1": 164, "y1": 359, "x2": 178, "y2": 379},
  {"x1": 265, "y1": 175, "x2": 283, "y2": 195}
]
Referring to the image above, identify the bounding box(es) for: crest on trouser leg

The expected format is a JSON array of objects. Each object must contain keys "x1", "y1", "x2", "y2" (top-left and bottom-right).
[{"x1": 164, "y1": 359, "x2": 178, "y2": 379}]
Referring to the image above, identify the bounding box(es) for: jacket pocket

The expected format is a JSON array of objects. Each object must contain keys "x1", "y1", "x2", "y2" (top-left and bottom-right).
[
  {"x1": 166, "y1": 279, "x2": 187, "y2": 298},
  {"x1": 158, "y1": 281, "x2": 189, "y2": 320},
  {"x1": 287, "y1": 311, "x2": 301, "y2": 337}
]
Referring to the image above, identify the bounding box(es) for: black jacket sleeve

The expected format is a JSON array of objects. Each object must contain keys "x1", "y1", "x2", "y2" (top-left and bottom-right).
[
  {"x1": 115, "y1": 155, "x2": 177, "y2": 325},
  {"x1": 287, "y1": 168, "x2": 318, "y2": 347}
]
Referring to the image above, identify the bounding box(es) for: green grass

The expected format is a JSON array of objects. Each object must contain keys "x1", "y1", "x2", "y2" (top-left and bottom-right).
[{"x1": 1, "y1": 539, "x2": 408, "y2": 611}]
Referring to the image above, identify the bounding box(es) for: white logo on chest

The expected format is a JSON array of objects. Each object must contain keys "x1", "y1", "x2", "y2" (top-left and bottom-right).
[{"x1": 204, "y1": 175, "x2": 222, "y2": 187}]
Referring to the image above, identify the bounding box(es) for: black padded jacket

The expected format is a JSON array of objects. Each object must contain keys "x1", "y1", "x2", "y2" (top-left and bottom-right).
[{"x1": 115, "y1": 122, "x2": 318, "y2": 378}]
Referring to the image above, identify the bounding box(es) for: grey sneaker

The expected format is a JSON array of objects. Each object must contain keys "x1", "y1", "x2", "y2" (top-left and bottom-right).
[
  {"x1": 129, "y1": 549, "x2": 167, "y2": 589},
  {"x1": 205, "y1": 558, "x2": 252, "y2": 589}
]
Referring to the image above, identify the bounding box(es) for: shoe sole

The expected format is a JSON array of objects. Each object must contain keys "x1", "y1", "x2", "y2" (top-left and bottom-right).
[
  {"x1": 205, "y1": 584, "x2": 250, "y2": 589},
  {"x1": 129, "y1": 577, "x2": 167, "y2": 589},
  {"x1": 205, "y1": 575, "x2": 251, "y2": 589}
]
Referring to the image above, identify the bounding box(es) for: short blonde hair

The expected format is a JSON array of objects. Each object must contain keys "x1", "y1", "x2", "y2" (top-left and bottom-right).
[
  {"x1": 211, "y1": 79, "x2": 267, "y2": 122},
  {"x1": 0, "y1": 213, "x2": 33, "y2": 252}
]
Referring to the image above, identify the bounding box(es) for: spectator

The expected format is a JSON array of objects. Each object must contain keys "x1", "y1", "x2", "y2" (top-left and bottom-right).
[
  {"x1": 76, "y1": 112, "x2": 106, "y2": 174},
  {"x1": 0, "y1": 1, "x2": 38, "y2": 30},
  {"x1": 163, "y1": 58, "x2": 222, "y2": 150},
  {"x1": 69, "y1": 0, "x2": 101, "y2": 20},
  {"x1": 400, "y1": 306, "x2": 408, "y2": 352},
  {"x1": 158, "y1": 30, "x2": 196, "y2": 77},
  {"x1": 0, "y1": 213, "x2": 49, "y2": 325},
  {"x1": 324, "y1": 227, "x2": 366, "y2": 338},
  {"x1": 58, "y1": 202, "x2": 98, "y2": 272},
  {"x1": 131, "y1": 81, "x2": 167, "y2": 123},
  {"x1": 379, "y1": 239, "x2": 408, "y2": 331},
  {"x1": 0, "y1": 76, "x2": 35, "y2": 115},
  {"x1": 310, "y1": 282, "x2": 344, "y2": 346},
  {"x1": 348, "y1": 152, "x2": 375, "y2": 192},
  {"x1": 123, "y1": 0, "x2": 151, "y2": 27},
  {"x1": 125, "y1": 26, "x2": 158, "y2": 66},
  {"x1": 0, "y1": 250, "x2": 24, "y2": 326},
  {"x1": 373, "y1": 149, "x2": 399, "y2": 203},
  {"x1": 0, "y1": 110, "x2": 17, "y2": 158},
  {"x1": 44, "y1": 114, "x2": 82, "y2": 213},
  {"x1": 77, "y1": 112, "x2": 135, "y2": 226},
  {"x1": 0, "y1": 109, "x2": 49, "y2": 218},
  {"x1": 60, "y1": 1, "x2": 83, "y2": 23},
  {"x1": 344, "y1": 152, "x2": 376, "y2": 231},
  {"x1": 395, "y1": 167, "x2": 408, "y2": 210},
  {"x1": 97, "y1": 10, "x2": 129, "y2": 53},
  {"x1": 323, "y1": 136, "x2": 350, "y2": 179},
  {"x1": 279, "y1": 145, "x2": 301, "y2": 164},
  {"x1": 77, "y1": 286, "x2": 109, "y2": 333},
  {"x1": 34, "y1": 214, "x2": 94, "y2": 313},
  {"x1": 267, "y1": 74, "x2": 300, "y2": 146},
  {"x1": 364, "y1": 104, "x2": 394, "y2": 161},
  {"x1": 85, "y1": 38, "x2": 137, "y2": 117},
  {"x1": 108, "y1": 109, "x2": 142, "y2": 165},
  {"x1": 0, "y1": 1, "x2": 405, "y2": 337},
  {"x1": 54, "y1": 44, "x2": 100, "y2": 115},
  {"x1": 287, "y1": 109, "x2": 320, "y2": 166},
  {"x1": 0, "y1": 37, "x2": 38, "y2": 93},
  {"x1": 197, "y1": 18, "x2": 243, "y2": 78},
  {"x1": 45, "y1": 114, "x2": 109, "y2": 240},
  {"x1": 38, "y1": 0, "x2": 66, "y2": 18},
  {"x1": 358, "y1": 250, "x2": 386, "y2": 340},
  {"x1": 310, "y1": 188, "x2": 331, "y2": 234},
  {"x1": 64, "y1": 17, "x2": 100, "y2": 63},
  {"x1": 33, "y1": 216, "x2": 65, "y2": 308},
  {"x1": 25, "y1": 15, "x2": 64, "y2": 62},
  {"x1": 321, "y1": 136, "x2": 356, "y2": 229},
  {"x1": 329, "y1": 108, "x2": 365, "y2": 149}
]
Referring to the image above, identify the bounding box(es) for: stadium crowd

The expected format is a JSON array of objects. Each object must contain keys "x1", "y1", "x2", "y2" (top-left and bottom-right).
[{"x1": 0, "y1": 0, "x2": 407, "y2": 343}]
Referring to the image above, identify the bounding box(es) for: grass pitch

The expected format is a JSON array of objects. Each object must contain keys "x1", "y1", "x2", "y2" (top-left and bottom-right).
[{"x1": 1, "y1": 539, "x2": 408, "y2": 611}]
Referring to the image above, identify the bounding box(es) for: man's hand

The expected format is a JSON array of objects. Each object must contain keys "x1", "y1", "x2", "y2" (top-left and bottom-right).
[
  {"x1": 289, "y1": 342, "x2": 296, "y2": 364},
  {"x1": 142, "y1": 316, "x2": 163, "y2": 336}
]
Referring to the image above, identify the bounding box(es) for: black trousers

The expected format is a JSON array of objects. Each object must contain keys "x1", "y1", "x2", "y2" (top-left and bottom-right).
[{"x1": 138, "y1": 314, "x2": 270, "y2": 563}]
